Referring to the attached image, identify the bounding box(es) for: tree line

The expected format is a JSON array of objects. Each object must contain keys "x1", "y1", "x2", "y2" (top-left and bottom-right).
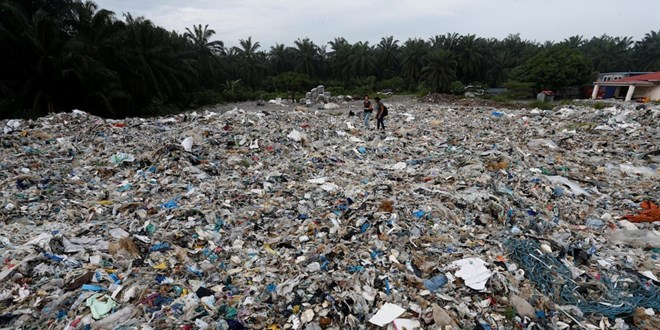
[{"x1": 1, "y1": 0, "x2": 659, "y2": 119}]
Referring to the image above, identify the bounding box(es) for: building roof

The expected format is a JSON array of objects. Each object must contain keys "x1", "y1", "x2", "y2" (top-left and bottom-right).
[
  {"x1": 596, "y1": 71, "x2": 660, "y2": 86},
  {"x1": 616, "y1": 71, "x2": 660, "y2": 82}
]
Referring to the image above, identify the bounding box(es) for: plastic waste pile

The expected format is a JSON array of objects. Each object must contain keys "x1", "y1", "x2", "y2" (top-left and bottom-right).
[
  {"x1": 0, "y1": 100, "x2": 659, "y2": 329},
  {"x1": 423, "y1": 93, "x2": 519, "y2": 109},
  {"x1": 300, "y1": 85, "x2": 352, "y2": 107}
]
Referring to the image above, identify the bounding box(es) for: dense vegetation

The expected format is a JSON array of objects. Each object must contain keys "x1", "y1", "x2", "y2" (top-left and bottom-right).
[{"x1": 1, "y1": 0, "x2": 659, "y2": 119}]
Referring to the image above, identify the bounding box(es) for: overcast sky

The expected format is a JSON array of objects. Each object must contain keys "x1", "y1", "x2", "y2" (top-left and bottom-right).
[{"x1": 95, "y1": 0, "x2": 659, "y2": 49}]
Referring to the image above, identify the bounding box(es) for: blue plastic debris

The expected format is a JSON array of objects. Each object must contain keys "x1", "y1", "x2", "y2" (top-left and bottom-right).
[
  {"x1": 109, "y1": 273, "x2": 121, "y2": 284},
  {"x1": 423, "y1": 274, "x2": 448, "y2": 292},
  {"x1": 360, "y1": 222, "x2": 370, "y2": 233},
  {"x1": 117, "y1": 183, "x2": 132, "y2": 192},
  {"x1": 161, "y1": 199, "x2": 179, "y2": 209},
  {"x1": 149, "y1": 242, "x2": 172, "y2": 252},
  {"x1": 81, "y1": 284, "x2": 105, "y2": 292},
  {"x1": 43, "y1": 253, "x2": 64, "y2": 262},
  {"x1": 346, "y1": 265, "x2": 364, "y2": 273},
  {"x1": 413, "y1": 210, "x2": 426, "y2": 219}
]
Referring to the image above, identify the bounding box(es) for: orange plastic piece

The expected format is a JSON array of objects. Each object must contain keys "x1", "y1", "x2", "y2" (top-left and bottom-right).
[{"x1": 622, "y1": 201, "x2": 660, "y2": 223}]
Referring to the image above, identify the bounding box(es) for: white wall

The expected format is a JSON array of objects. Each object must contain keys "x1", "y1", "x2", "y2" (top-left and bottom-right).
[{"x1": 633, "y1": 85, "x2": 660, "y2": 101}]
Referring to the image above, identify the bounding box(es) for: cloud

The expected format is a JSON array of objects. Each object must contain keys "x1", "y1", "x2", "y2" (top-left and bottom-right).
[{"x1": 96, "y1": 0, "x2": 660, "y2": 48}]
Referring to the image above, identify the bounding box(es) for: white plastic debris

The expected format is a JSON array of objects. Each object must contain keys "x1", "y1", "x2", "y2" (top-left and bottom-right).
[
  {"x1": 287, "y1": 129, "x2": 304, "y2": 142},
  {"x1": 527, "y1": 138, "x2": 559, "y2": 149},
  {"x1": 4, "y1": 119, "x2": 21, "y2": 134},
  {"x1": 619, "y1": 164, "x2": 659, "y2": 178},
  {"x1": 323, "y1": 103, "x2": 340, "y2": 110},
  {"x1": 369, "y1": 303, "x2": 406, "y2": 327},
  {"x1": 181, "y1": 136, "x2": 194, "y2": 152},
  {"x1": 545, "y1": 175, "x2": 592, "y2": 197},
  {"x1": 449, "y1": 258, "x2": 493, "y2": 291},
  {"x1": 389, "y1": 319, "x2": 421, "y2": 330}
]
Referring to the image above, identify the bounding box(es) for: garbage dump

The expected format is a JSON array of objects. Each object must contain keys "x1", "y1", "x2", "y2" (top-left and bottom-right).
[{"x1": 0, "y1": 97, "x2": 659, "y2": 329}]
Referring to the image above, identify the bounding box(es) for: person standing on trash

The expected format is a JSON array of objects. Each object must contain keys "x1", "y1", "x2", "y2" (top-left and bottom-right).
[
  {"x1": 375, "y1": 96, "x2": 386, "y2": 130},
  {"x1": 363, "y1": 95, "x2": 374, "y2": 128}
]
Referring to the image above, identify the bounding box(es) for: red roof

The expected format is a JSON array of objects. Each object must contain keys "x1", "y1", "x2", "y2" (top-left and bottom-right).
[{"x1": 616, "y1": 71, "x2": 660, "y2": 82}]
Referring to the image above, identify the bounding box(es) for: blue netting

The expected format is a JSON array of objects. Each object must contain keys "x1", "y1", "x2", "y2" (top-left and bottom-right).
[{"x1": 506, "y1": 239, "x2": 660, "y2": 319}]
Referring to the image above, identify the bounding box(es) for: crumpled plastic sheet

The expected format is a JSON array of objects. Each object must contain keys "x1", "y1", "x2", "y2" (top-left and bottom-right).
[{"x1": 0, "y1": 99, "x2": 659, "y2": 329}]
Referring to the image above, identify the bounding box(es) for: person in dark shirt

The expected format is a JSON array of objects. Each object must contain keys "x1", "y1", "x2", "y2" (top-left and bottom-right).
[
  {"x1": 362, "y1": 95, "x2": 373, "y2": 128},
  {"x1": 374, "y1": 96, "x2": 385, "y2": 130}
]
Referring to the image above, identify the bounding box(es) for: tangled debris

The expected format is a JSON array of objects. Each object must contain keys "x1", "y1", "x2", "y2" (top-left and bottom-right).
[{"x1": 0, "y1": 99, "x2": 659, "y2": 329}]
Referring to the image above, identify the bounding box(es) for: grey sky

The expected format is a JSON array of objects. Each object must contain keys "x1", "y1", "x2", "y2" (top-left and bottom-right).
[{"x1": 95, "y1": 0, "x2": 660, "y2": 49}]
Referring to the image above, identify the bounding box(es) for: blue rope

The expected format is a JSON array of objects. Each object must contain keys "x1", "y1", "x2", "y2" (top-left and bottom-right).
[{"x1": 506, "y1": 239, "x2": 660, "y2": 319}]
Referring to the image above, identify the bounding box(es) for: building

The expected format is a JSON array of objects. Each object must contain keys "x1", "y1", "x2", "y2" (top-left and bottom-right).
[{"x1": 591, "y1": 71, "x2": 660, "y2": 101}]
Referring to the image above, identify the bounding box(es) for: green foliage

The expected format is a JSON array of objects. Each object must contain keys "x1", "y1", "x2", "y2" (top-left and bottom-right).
[
  {"x1": 256, "y1": 91, "x2": 282, "y2": 101},
  {"x1": 421, "y1": 50, "x2": 457, "y2": 93},
  {"x1": 633, "y1": 30, "x2": 660, "y2": 71},
  {"x1": 271, "y1": 72, "x2": 313, "y2": 92},
  {"x1": 593, "y1": 101, "x2": 606, "y2": 110},
  {"x1": 0, "y1": 0, "x2": 658, "y2": 120},
  {"x1": 376, "y1": 76, "x2": 408, "y2": 93},
  {"x1": 528, "y1": 100, "x2": 555, "y2": 110},
  {"x1": 503, "y1": 82, "x2": 535, "y2": 99},
  {"x1": 190, "y1": 89, "x2": 223, "y2": 107},
  {"x1": 492, "y1": 94, "x2": 511, "y2": 103},
  {"x1": 449, "y1": 81, "x2": 465, "y2": 95},
  {"x1": 326, "y1": 86, "x2": 348, "y2": 96},
  {"x1": 509, "y1": 45, "x2": 592, "y2": 92},
  {"x1": 143, "y1": 98, "x2": 182, "y2": 117}
]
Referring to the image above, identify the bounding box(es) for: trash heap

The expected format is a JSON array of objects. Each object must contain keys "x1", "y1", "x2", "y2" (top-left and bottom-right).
[
  {"x1": 303, "y1": 85, "x2": 329, "y2": 105},
  {"x1": 1, "y1": 100, "x2": 659, "y2": 329},
  {"x1": 423, "y1": 93, "x2": 518, "y2": 109}
]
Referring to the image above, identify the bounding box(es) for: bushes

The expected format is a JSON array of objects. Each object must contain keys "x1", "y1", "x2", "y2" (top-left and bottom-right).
[
  {"x1": 593, "y1": 101, "x2": 606, "y2": 110},
  {"x1": 504, "y1": 82, "x2": 535, "y2": 99},
  {"x1": 190, "y1": 89, "x2": 223, "y2": 107},
  {"x1": 449, "y1": 81, "x2": 465, "y2": 95},
  {"x1": 528, "y1": 100, "x2": 554, "y2": 110}
]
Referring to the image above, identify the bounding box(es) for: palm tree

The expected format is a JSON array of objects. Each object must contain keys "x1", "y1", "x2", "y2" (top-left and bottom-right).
[
  {"x1": 64, "y1": 2, "x2": 133, "y2": 110},
  {"x1": 400, "y1": 38, "x2": 430, "y2": 83},
  {"x1": 376, "y1": 36, "x2": 399, "y2": 77},
  {"x1": 184, "y1": 24, "x2": 224, "y2": 55},
  {"x1": 421, "y1": 50, "x2": 457, "y2": 92},
  {"x1": 561, "y1": 35, "x2": 584, "y2": 49},
  {"x1": 0, "y1": 1, "x2": 67, "y2": 115},
  {"x1": 327, "y1": 37, "x2": 352, "y2": 82},
  {"x1": 293, "y1": 38, "x2": 319, "y2": 76},
  {"x1": 117, "y1": 14, "x2": 196, "y2": 111},
  {"x1": 633, "y1": 30, "x2": 660, "y2": 71},
  {"x1": 429, "y1": 33, "x2": 460, "y2": 53},
  {"x1": 268, "y1": 43, "x2": 294, "y2": 73},
  {"x1": 232, "y1": 36, "x2": 264, "y2": 90},
  {"x1": 486, "y1": 49, "x2": 515, "y2": 87},
  {"x1": 455, "y1": 34, "x2": 485, "y2": 83},
  {"x1": 500, "y1": 33, "x2": 540, "y2": 68},
  {"x1": 582, "y1": 35, "x2": 634, "y2": 72},
  {"x1": 184, "y1": 24, "x2": 223, "y2": 84},
  {"x1": 348, "y1": 41, "x2": 376, "y2": 77}
]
